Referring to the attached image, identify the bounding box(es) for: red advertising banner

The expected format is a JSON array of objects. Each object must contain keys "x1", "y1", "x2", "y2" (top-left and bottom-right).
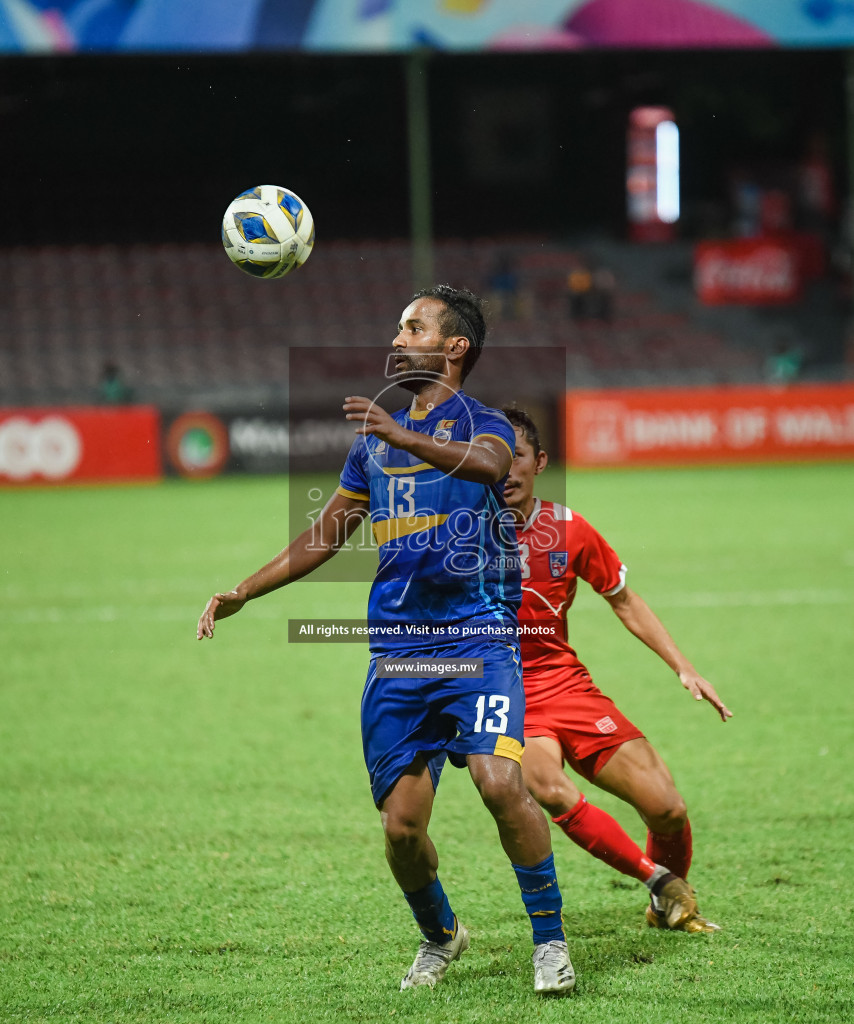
[
  {"x1": 564, "y1": 384, "x2": 854, "y2": 467},
  {"x1": 694, "y1": 238, "x2": 803, "y2": 305},
  {"x1": 0, "y1": 406, "x2": 162, "y2": 484}
]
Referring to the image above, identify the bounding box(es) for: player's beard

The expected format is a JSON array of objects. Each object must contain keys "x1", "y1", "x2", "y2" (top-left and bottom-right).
[{"x1": 389, "y1": 350, "x2": 449, "y2": 394}]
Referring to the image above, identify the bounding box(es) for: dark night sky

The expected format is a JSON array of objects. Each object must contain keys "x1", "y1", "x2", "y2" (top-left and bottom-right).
[{"x1": 1, "y1": 47, "x2": 846, "y2": 244}]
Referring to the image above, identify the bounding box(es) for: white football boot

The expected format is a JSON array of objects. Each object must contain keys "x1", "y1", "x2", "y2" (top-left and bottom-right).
[
  {"x1": 532, "y1": 939, "x2": 576, "y2": 995},
  {"x1": 400, "y1": 920, "x2": 470, "y2": 991}
]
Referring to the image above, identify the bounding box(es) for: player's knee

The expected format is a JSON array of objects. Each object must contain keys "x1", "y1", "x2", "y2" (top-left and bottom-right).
[
  {"x1": 523, "y1": 774, "x2": 551, "y2": 808},
  {"x1": 647, "y1": 794, "x2": 688, "y2": 833},
  {"x1": 533, "y1": 779, "x2": 578, "y2": 818},
  {"x1": 382, "y1": 812, "x2": 426, "y2": 854},
  {"x1": 475, "y1": 769, "x2": 526, "y2": 819}
]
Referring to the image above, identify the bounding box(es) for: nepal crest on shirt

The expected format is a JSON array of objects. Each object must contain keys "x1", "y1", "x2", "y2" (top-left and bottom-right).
[{"x1": 549, "y1": 551, "x2": 569, "y2": 578}]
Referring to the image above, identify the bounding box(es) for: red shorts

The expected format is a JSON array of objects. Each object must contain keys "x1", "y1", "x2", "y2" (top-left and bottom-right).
[{"x1": 523, "y1": 668, "x2": 644, "y2": 782}]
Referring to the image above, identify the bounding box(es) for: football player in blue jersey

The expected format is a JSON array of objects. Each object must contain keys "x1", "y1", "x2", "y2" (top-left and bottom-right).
[{"x1": 197, "y1": 285, "x2": 575, "y2": 995}]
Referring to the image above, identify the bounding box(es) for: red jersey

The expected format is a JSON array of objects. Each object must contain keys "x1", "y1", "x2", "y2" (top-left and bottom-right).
[{"x1": 516, "y1": 499, "x2": 626, "y2": 691}]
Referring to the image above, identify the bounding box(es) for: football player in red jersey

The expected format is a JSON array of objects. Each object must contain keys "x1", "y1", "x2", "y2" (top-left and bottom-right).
[{"x1": 502, "y1": 408, "x2": 732, "y2": 932}]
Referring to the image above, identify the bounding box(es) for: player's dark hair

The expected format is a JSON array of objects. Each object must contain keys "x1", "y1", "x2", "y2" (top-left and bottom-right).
[
  {"x1": 412, "y1": 284, "x2": 486, "y2": 382},
  {"x1": 502, "y1": 406, "x2": 541, "y2": 456}
]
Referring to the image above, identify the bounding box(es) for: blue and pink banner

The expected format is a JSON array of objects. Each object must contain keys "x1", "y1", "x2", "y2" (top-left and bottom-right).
[{"x1": 4, "y1": 1, "x2": 854, "y2": 54}]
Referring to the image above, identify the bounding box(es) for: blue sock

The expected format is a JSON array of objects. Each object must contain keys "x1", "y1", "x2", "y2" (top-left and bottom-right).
[
  {"x1": 402, "y1": 877, "x2": 457, "y2": 945},
  {"x1": 513, "y1": 854, "x2": 566, "y2": 945}
]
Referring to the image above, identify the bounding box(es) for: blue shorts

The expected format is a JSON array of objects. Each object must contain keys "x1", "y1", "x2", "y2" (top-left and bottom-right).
[{"x1": 361, "y1": 639, "x2": 526, "y2": 805}]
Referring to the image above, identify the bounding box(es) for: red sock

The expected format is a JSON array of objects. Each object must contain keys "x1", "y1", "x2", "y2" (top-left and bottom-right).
[
  {"x1": 646, "y1": 819, "x2": 693, "y2": 880},
  {"x1": 552, "y1": 795, "x2": 656, "y2": 883}
]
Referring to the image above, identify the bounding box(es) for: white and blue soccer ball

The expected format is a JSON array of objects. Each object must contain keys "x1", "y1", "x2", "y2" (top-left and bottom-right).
[{"x1": 221, "y1": 185, "x2": 315, "y2": 279}]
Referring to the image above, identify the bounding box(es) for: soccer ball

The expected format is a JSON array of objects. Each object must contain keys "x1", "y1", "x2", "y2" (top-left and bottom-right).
[{"x1": 221, "y1": 185, "x2": 315, "y2": 279}]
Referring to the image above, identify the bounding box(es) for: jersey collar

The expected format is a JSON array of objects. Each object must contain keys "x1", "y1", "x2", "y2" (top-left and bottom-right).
[
  {"x1": 520, "y1": 496, "x2": 541, "y2": 533},
  {"x1": 407, "y1": 389, "x2": 465, "y2": 421}
]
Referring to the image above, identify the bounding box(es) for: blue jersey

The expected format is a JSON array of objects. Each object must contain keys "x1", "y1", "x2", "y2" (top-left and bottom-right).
[{"x1": 337, "y1": 390, "x2": 521, "y2": 652}]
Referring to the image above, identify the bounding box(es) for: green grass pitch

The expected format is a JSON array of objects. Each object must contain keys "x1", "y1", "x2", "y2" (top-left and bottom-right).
[{"x1": 1, "y1": 463, "x2": 852, "y2": 1023}]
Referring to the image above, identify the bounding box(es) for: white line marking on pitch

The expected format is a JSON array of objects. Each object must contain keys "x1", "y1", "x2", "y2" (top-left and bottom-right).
[{"x1": 1, "y1": 588, "x2": 851, "y2": 626}]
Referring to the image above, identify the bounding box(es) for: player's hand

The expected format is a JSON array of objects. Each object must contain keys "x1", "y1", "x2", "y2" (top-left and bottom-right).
[
  {"x1": 343, "y1": 396, "x2": 407, "y2": 446},
  {"x1": 197, "y1": 590, "x2": 246, "y2": 639},
  {"x1": 678, "y1": 669, "x2": 733, "y2": 722}
]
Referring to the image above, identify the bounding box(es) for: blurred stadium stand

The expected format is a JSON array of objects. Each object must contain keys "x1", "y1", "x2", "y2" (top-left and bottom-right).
[{"x1": 0, "y1": 237, "x2": 815, "y2": 409}]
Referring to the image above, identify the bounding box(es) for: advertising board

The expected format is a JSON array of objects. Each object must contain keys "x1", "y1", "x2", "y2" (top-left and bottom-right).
[
  {"x1": 564, "y1": 384, "x2": 854, "y2": 467},
  {"x1": 692, "y1": 236, "x2": 830, "y2": 305},
  {"x1": 162, "y1": 407, "x2": 356, "y2": 478},
  {"x1": 0, "y1": 407, "x2": 162, "y2": 484}
]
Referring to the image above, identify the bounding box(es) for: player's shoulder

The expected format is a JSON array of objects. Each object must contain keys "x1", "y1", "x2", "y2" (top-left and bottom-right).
[
  {"x1": 530, "y1": 500, "x2": 604, "y2": 543},
  {"x1": 541, "y1": 501, "x2": 602, "y2": 529},
  {"x1": 459, "y1": 392, "x2": 515, "y2": 449},
  {"x1": 458, "y1": 390, "x2": 509, "y2": 422},
  {"x1": 538, "y1": 500, "x2": 574, "y2": 522},
  {"x1": 520, "y1": 499, "x2": 572, "y2": 539}
]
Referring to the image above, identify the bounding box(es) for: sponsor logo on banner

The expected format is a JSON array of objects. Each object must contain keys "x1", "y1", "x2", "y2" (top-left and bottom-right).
[
  {"x1": 162, "y1": 408, "x2": 359, "y2": 476},
  {"x1": 694, "y1": 239, "x2": 802, "y2": 305},
  {"x1": 230, "y1": 418, "x2": 289, "y2": 457},
  {"x1": 165, "y1": 412, "x2": 229, "y2": 478},
  {"x1": 0, "y1": 416, "x2": 82, "y2": 481},
  {"x1": 0, "y1": 407, "x2": 161, "y2": 484},
  {"x1": 572, "y1": 401, "x2": 628, "y2": 462}
]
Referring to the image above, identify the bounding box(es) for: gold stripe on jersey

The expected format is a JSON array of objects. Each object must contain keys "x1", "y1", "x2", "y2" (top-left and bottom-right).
[
  {"x1": 492, "y1": 735, "x2": 524, "y2": 764},
  {"x1": 382, "y1": 462, "x2": 434, "y2": 474},
  {"x1": 473, "y1": 433, "x2": 514, "y2": 459},
  {"x1": 372, "y1": 514, "x2": 448, "y2": 547},
  {"x1": 336, "y1": 486, "x2": 370, "y2": 501}
]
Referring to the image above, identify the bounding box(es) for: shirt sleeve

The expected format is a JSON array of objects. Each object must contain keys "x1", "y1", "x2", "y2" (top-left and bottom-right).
[
  {"x1": 336, "y1": 436, "x2": 370, "y2": 502},
  {"x1": 470, "y1": 406, "x2": 516, "y2": 461},
  {"x1": 571, "y1": 514, "x2": 627, "y2": 596}
]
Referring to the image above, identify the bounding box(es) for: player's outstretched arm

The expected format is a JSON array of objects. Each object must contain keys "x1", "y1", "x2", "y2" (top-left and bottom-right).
[
  {"x1": 197, "y1": 491, "x2": 368, "y2": 640},
  {"x1": 604, "y1": 586, "x2": 733, "y2": 722},
  {"x1": 343, "y1": 396, "x2": 511, "y2": 484}
]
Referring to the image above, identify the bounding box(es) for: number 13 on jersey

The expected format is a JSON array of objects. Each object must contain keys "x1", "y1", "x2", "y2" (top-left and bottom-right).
[
  {"x1": 474, "y1": 694, "x2": 510, "y2": 733},
  {"x1": 387, "y1": 475, "x2": 416, "y2": 517}
]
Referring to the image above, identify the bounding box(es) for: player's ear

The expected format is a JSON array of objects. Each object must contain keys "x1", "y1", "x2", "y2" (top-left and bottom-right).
[
  {"x1": 535, "y1": 450, "x2": 549, "y2": 475},
  {"x1": 444, "y1": 334, "x2": 466, "y2": 353}
]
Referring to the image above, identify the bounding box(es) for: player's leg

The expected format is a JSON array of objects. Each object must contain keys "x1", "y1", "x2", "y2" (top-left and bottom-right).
[
  {"x1": 447, "y1": 638, "x2": 574, "y2": 994},
  {"x1": 522, "y1": 734, "x2": 659, "y2": 884},
  {"x1": 523, "y1": 678, "x2": 712, "y2": 931},
  {"x1": 380, "y1": 755, "x2": 471, "y2": 989},
  {"x1": 592, "y1": 738, "x2": 719, "y2": 932},
  {"x1": 524, "y1": 678, "x2": 692, "y2": 880},
  {"x1": 521, "y1": 734, "x2": 584, "y2": 816},
  {"x1": 380, "y1": 755, "x2": 440, "y2": 893},
  {"x1": 467, "y1": 751, "x2": 575, "y2": 995},
  {"x1": 468, "y1": 750, "x2": 554, "y2": 868},
  {"x1": 591, "y1": 737, "x2": 691, "y2": 876},
  {"x1": 522, "y1": 677, "x2": 682, "y2": 888},
  {"x1": 361, "y1": 660, "x2": 469, "y2": 988}
]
